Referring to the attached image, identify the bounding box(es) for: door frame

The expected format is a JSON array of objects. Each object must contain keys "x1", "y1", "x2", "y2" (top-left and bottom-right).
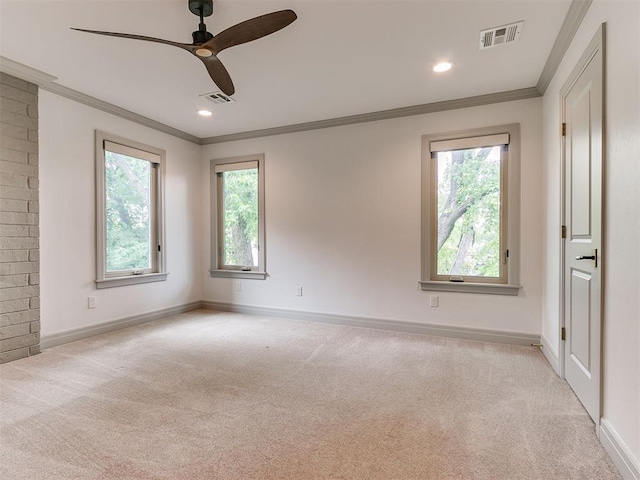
[{"x1": 558, "y1": 23, "x2": 606, "y2": 432}]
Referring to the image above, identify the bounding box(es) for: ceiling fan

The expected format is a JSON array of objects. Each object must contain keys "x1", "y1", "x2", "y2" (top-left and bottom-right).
[{"x1": 72, "y1": 0, "x2": 297, "y2": 96}]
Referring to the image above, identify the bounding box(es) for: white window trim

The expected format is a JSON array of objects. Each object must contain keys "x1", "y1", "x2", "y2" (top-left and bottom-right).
[
  {"x1": 210, "y1": 154, "x2": 266, "y2": 280},
  {"x1": 420, "y1": 124, "x2": 521, "y2": 296},
  {"x1": 95, "y1": 131, "x2": 167, "y2": 289}
]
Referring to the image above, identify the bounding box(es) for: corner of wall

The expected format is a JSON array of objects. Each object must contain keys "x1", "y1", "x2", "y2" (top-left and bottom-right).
[{"x1": 540, "y1": 334, "x2": 561, "y2": 376}]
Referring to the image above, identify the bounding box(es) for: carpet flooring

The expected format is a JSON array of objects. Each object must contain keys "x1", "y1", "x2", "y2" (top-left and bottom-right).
[{"x1": 0, "y1": 309, "x2": 621, "y2": 479}]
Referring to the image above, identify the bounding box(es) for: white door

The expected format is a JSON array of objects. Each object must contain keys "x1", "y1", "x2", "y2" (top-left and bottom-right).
[{"x1": 562, "y1": 25, "x2": 604, "y2": 425}]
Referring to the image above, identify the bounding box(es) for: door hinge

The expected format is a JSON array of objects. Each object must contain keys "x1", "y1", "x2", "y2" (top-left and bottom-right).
[
  {"x1": 561, "y1": 327, "x2": 566, "y2": 341},
  {"x1": 561, "y1": 225, "x2": 566, "y2": 239},
  {"x1": 562, "y1": 123, "x2": 566, "y2": 136}
]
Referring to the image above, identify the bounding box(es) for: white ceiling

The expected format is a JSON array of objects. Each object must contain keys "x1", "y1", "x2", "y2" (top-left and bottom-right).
[{"x1": 0, "y1": 0, "x2": 571, "y2": 139}]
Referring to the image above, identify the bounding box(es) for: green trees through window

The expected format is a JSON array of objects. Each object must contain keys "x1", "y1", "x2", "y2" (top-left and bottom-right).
[
  {"x1": 435, "y1": 146, "x2": 503, "y2": 278},
  {"x1": 221, "y1": 168, "x2": 258, "y2": 267},
  {"x1": 104, "y1": 151, "x2": 153, "y2": 272}
]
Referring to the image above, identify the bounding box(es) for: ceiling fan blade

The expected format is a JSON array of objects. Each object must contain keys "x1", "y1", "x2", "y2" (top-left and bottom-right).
[
  {"x1": 71, "y1": 28, "x2": 195, "y2": 52},
  {"x1": 200, "y1": 56, "x2": 235, "y2": 96},
  {"x1": 203, "y1": 10, "x2": 297, "y2": 54}
]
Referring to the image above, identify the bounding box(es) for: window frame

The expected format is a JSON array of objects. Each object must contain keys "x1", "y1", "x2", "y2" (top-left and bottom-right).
[
  {"x1": 420, "y1": 124, "x2": 521, "y2": 296},
  {"x1": 210, "y1": 154, "x2": 266, "y2": 280},
  {"x1": 95, "y1": 131, "x2": 167, "y2": 289}
]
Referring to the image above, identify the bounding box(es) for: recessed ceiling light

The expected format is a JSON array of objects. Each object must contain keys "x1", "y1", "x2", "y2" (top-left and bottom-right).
[
  {"x1": 198, "y1": 109, "x2": 213, "y2": 117},
  {"x1": 433, "y1": 62, "x2": 453, "y2": 73}
]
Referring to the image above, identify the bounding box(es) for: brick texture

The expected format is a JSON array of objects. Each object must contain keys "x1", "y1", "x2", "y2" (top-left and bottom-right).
[{"x1": 0, "y1": 73, "x2": 39, "y2": 363}]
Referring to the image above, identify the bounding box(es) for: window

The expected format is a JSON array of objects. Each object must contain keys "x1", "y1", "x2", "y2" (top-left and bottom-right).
[
  {"x1": 420, "y1": 124, "x2": 521, "y2": 295},
  {"x1": 210, "y1": 154, "x2": 266, "y2": 279},
  {"x1": 95, "y1": 131, "x2": 167, "y2": 289}
]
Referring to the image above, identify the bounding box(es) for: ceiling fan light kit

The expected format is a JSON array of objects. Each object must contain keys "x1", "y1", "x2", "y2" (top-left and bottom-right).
[
  {"x1": 72, "y1": 0, "x2": 297, "y2": 96},
  {"x1": 196, "y1": 48, "x2": 213, "y2": 58}
]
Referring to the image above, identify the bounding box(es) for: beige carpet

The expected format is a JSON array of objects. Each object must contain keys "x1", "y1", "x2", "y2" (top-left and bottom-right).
[{"x1": 0, "y1": 309, "x2": 620, "y2": 479}]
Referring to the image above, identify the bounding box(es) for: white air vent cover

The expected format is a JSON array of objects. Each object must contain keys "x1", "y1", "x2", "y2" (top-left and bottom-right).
[
  {"x1": 200, "y1": 91, "x2": 236, "y2": 105},
  {"x1": 480, "y1": 21, "x2": 524, "y2": 49}
]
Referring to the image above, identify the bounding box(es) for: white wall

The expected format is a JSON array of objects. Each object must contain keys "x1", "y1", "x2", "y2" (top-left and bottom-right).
[
  {"x1": 202, "y1": 98, "x2": 543, "y2": 336},
  {"x1": 39, "y1": 91, "x2": 202, "y2": 337},
  {"x1": 541, "y1": 0, "x2": 640, "y2": 468}
]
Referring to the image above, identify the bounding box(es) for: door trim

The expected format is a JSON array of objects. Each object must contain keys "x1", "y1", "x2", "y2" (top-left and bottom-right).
[{"x1": 559, "y1": 23, "x2": 606, "y2": 430}]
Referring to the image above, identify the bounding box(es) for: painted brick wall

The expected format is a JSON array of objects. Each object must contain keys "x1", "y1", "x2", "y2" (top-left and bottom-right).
[{"x1": 0, "y1": 72, "x2": 40, "y2": 363}]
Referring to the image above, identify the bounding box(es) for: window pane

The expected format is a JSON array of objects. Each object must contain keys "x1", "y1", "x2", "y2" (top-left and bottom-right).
[
  {"x1": 105, "y1": 151, "x2": 152, "y2": 272},
  {"x1": 221, "y1": 168, "x2": 258, "y2": 267},
  {"x1": 436, "y1": 146, "x2": 501, "y2": 278}
]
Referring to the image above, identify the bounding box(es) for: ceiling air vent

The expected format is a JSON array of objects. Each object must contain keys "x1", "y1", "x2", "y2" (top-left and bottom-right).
[
  {"x1": 480, "y1": 21, "x2": 524, "y2": 50},
  {"x1": 200, "y1": 91, "x2": 236, "y2": 105}
]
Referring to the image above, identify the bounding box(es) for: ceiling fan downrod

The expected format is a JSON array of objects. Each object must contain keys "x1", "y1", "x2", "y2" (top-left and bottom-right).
[{"x1": 190, "y1": 0, "x2": 214, "y2": 44}]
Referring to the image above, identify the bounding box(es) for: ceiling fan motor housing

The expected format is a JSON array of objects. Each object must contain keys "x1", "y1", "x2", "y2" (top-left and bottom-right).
[
  {"x1": 192, "y1": 29, "x2": 214, "y2": 44},
  {"x1": 189, "y1": 0, "x2": 213, "y2": 17}
]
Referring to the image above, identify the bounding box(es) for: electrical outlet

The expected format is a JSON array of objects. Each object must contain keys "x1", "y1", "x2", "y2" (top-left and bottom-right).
[
  {"x1": 296, "y1": 286, "x2": 303, "y2": 297},
  {"x1": 88, "y1": 296, "x2": 96, "y2": 309},
  {"x1": 430, "y1": 296, "x2": 439, "y2": 308},
  {"x1": 235, "y1": 281, "x2": 242, "y2": 292}
]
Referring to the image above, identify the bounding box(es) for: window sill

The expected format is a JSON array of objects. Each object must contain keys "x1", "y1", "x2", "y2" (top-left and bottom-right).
[
  {"x1": 419, "y1": 281, "x2": 521, "y2": 296},
  {"x1": 209, "y1": 269, "x2": 267, "y2": 280},
  {"x1": 96, "y1": 273, "x2": 168, "y2": 289}
]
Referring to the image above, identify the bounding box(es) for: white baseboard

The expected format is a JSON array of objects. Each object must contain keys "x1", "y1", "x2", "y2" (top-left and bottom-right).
[
  {"x1": 600, "y1": 418, "x2": 640, "y2": 479},
  {"x1": 40, "y1": 300, "x2": 541, "y2": 350},
  {"x1": 540, "y1": 334, "x2": 561, "y2": 376},
  {"x1": 40, "y1": 302, "x2": 202, "y2": 349},
  {"x1": 201, "y1": 301, "x2": 540, "y2": 346}
]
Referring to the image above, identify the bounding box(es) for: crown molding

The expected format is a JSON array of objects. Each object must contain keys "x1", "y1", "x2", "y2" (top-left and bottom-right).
[
  {"x1": 41, "y1": 82, "x2": 201, "y2": 144},
  {"x1": 1, "y1": 55, "x2": 541, "y2": 146},
  {"x1": 0, "y1": 56, "x2": 200, "y2": 145},
  {"x1": 0, "y1": 56, "x2": 57, "y2": 85},
  {"x1": 202, "y1": 87, "x2": 541, "y2": 144},
  {"x1": 9, "y1": 42, "x2": 589, "y2": 147},
  {"x1": 536, "y1": 0, "x2": 593, "y2": 94}
]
